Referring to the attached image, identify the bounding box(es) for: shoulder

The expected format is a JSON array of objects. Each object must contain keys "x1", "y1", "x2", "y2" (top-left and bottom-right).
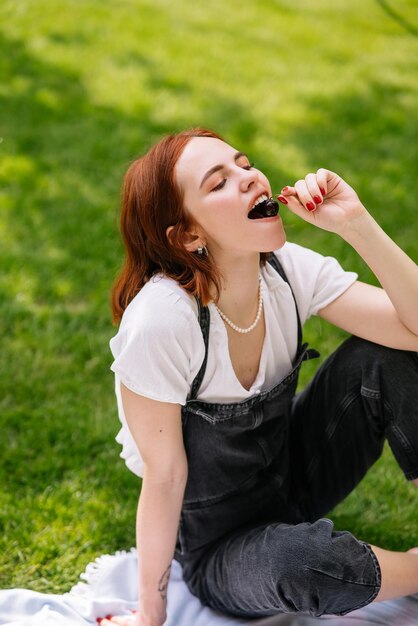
[
  {"x1": 272, "y1": 240, "x2": 353, "y2": 282},
  {"x1": 109, "y1": 275, "x2": 205, "y2": 404},
  {"x1": 264, "y1": 241, "x2": 329, "y2": 292},
  {"x1": 273, "y1": 241, "x2": 327, "y2": 270},
  {"x1": 268, "y1": 240, "x2": 358, "y2": 320},
  {"x1": 109, "y1": 274, "x2": 203, "y2": 361},
  {"x1": 121, "y1": 274, "x2": 199, "y2": 333}
]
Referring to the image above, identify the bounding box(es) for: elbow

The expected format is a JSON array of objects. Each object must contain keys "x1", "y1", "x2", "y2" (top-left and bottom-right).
[{"x1": 143, "y1": 460, "x2": 188, "y2": 486}]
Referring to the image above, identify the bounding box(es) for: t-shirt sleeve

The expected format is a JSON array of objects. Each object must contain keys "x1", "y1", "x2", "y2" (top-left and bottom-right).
[
  {"x1": 109, "y1": 290, "x2": 204, "y2": 405},
  {"x1": 274, "y1": 241, "x2": 358, "y2": 322}
]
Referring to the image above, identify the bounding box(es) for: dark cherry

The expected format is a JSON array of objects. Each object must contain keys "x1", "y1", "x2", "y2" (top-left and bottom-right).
[
  {"x1": 263, "y1": 198, "x2": 279, "y2": 216},
  {"x1": 248, "y1": 197, "x2": 279, "y2": 220}
]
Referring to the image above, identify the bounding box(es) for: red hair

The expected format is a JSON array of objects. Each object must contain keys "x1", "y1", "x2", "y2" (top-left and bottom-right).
[{"x1": 111, "y1": 127, "x2": 270, "y2": 325}]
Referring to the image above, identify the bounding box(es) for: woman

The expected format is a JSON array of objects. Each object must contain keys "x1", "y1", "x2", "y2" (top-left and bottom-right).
[{"x1": 105, "y1": 128, "x2": 418, "y2": 626}]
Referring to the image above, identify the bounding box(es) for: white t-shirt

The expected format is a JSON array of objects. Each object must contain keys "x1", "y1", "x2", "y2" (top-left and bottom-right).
[{"x1": 109, "y1": 242, "x2": 358, "y2": 477}]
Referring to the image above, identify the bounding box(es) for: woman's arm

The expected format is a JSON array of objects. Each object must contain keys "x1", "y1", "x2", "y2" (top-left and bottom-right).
[
  {"x1": 317, "y1": 280, "x2": 418, "y2": 351},
  {"x1": 279, "y1": 170, "x2": 418, "y2": 349},
  {"x1": 338, "y1": 211, "x2": 418, "y2": 337},
  {"x1": 137, "y1": 469, "x2": 187, "y2": 626},
  {"x1": 111, "y1": 385, "x2": 188, "y2": 626}
]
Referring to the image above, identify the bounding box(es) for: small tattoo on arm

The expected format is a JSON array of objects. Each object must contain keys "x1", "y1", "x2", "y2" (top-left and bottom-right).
[{"x1": 158, "y1": 563, "x2": 171, "y2": 600}]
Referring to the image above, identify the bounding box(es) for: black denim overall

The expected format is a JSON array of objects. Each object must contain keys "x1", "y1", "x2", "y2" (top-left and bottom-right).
[{"x1": 173, "y1": 255, "x2": 418, "y2": 618}]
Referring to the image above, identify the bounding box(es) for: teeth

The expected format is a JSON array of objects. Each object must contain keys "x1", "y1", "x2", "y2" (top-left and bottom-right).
[{"x1": 250, "y1": 194, "x2": 268, "y2": 210}]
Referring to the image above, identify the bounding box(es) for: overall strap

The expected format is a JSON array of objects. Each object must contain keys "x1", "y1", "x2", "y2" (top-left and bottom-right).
[
  {"x1": 267, "y1": 253, "x2": 303, "y2": 350},
  {"x1": 189, "y1": 298, "x2": 210, "y2": 401}
]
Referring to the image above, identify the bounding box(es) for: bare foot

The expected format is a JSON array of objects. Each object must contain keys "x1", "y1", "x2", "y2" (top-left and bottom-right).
[{"x1": 407, "y1": 547, "x2": 418, "y2": 555}]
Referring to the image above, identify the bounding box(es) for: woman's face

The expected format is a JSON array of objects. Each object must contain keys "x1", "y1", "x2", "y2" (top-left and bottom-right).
[{"x1": 174, "y1": 137, "x2": 286, "y2": 257}]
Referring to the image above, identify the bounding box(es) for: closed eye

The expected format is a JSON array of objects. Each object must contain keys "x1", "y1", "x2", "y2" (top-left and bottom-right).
[
  {"x1": 211, "y1": 179, "x2": 226, "y2": 192},
  {"x1": 210, "y1": 163, "x2": 255, "y2": 192}
]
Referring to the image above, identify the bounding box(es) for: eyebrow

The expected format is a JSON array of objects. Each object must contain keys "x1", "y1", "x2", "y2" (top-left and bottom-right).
[{"x1": 199, "y1": 151, "x2": 248, "y2": 189}]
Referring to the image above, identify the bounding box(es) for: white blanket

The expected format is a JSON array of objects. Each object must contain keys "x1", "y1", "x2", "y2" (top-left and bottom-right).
[{"x1": 0, "y1": 549, "x2": 417, "y2": 626}]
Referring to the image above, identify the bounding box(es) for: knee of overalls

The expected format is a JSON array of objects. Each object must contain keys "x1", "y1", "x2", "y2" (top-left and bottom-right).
[
  {"x1": 268, "y1": 518, "x2": 381, "y2": 617},
  {"x1": 332, "y1": 336, "x2": 418, "y2": 415},
  {"x1": 340, "y1": 335, "x2": 418, "y2": 381}
]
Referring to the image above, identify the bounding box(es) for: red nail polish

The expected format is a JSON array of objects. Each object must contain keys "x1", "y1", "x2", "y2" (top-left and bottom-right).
[
  {"x1": 313, "y1": 195, "x2": 322, "y2": 204},
  {"x1": 105, "y1": 616, "x2": 113, "y2": 621},
  {"x1": 96, "y1": 619, "x2": 103, "y2": 624},
  {"x1": 277, "y1": 195, "x2": 288, "y2": 204},
  {"x1": 306, "y1": 202, "x2": 315, "y2": 211},
  {"x1": 320, "y1": 187, "x2": 326, "y2": 195}
]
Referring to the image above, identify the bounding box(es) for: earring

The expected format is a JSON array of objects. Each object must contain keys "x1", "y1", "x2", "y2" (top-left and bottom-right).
[{"x1": 197, "y1": 246, "x2": 209, "y2": 256}]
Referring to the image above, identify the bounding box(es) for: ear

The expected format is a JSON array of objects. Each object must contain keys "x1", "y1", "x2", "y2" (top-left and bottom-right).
[{"x1": 166, "y1": 225, "x2": 206, "y2": 253}]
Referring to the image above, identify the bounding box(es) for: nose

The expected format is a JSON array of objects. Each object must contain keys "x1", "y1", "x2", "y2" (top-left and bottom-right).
[{"x1": 238, "y1": 166, "x2": 258, "y2": 192}]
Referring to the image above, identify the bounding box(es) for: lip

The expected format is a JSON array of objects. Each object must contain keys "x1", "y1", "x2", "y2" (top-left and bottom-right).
[
  {"x1": 247, "y1": 189, "x2": 271, "y2": 214},
  {"x1": 250, "y1": 214, "x2": 280, "y2": 223}
]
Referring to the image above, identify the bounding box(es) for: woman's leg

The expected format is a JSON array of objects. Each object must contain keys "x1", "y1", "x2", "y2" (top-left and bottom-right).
[
  {"x1": 184, "y1": 517, "x2": 381, "y2": 618},
  {"x1": 288, "y1": 335, "x2": 418, "y2": 605},
  {"x1": 370, "y1": 546, "x2": 418, "y2": 601},
  {"x1": 289, "y1": 334, "x2": 418, "y2": 520}
]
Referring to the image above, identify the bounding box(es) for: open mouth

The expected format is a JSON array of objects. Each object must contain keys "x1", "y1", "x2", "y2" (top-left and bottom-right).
[{"x1": 248, "y1": 196, "x2": 279, "y2": 220}]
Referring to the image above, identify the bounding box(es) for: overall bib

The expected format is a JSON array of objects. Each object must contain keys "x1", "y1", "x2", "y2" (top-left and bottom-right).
[{"x1": 173, "y1": 255, "x2": 418, "y2": 618}]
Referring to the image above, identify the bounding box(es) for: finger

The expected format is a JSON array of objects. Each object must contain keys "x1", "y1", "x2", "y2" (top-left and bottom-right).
[
  {"x1": 97, "y1": 618, "x2": 131, "y2": 626},
  {"x1": 277, "y1": 194, "x2": 289, "y2": 205},
  {"x1": 279, "y1": 185, "x2": 296, "y2": 196},
  {"x1": 316, "y1": 168, "x2": 329, "y2": 196},
  {"x1": 284, "y1": 193, "x2": 316, "y2": 222},
  {"x1": 305, "y1": 172, "x2": 324, "y2": 207},
  {"x1": 282, "y1": 189, "x2": 306, "y2": 212},
  {"x1": 294, "y1": 178, "x2": 316, "y2": 212},
  {"x1": 276, "y1": 186, "x2": 296, "y2": 205}
]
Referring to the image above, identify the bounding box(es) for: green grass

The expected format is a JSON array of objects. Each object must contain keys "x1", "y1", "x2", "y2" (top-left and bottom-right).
[{"x1": 0, "y1": 0, "x2": 417, "y2": 593}]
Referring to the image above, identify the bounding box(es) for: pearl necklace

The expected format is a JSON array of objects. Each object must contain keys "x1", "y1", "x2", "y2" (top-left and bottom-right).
[{"x1": 215, "y1": 275, "x2": 263, "y2": 334}]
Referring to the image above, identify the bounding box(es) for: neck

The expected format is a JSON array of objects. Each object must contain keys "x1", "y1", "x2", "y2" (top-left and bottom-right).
[{"x1": 212, "y1": 252, "x2": 261, "y2": 327}]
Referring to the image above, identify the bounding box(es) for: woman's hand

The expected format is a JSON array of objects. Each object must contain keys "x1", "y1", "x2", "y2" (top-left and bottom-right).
[
  {"x1": 97, "y1": 610, "x2": 152, "y2": 626},
  {"x1": 277, "y1": 168, "x2": 368, "y2": 236},
  {"x1": 97, "y1": 609, "x2": 166, "y2": 626},
  {"x1": 97, "y1": 612, "x2": 137, "y2": 625}
]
